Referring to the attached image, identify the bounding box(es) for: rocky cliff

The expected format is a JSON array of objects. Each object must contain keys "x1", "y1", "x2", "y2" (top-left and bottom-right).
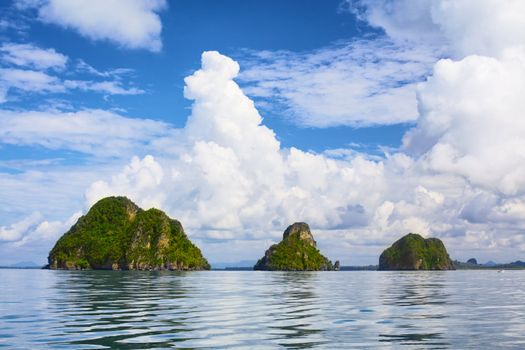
[
  {"x1": 254, "y1": 222, "x2": 336, "y2": 271},
  {"x1": 378, "y1": 233, "x2": 454, "y2": 270},
  {"x1": 47, "y1": 196, "x2": 210, "y2": 270}
]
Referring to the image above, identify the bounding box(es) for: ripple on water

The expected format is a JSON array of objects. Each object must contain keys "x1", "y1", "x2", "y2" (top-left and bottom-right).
[{"x1": 1, "y1": 270, "x2": 525, "y2": 348}]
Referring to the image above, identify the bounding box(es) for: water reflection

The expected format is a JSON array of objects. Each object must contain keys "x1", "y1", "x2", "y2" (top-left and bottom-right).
[
  {"x1": 267, "y1": 272, "x2": 326, "y2": 349},
  {"x1": 49, "y1": 271, "x2": 195, "y2": 349},
  {"x1": 377, "y1": 272, "x2": 450, "y2": 348},
  {"x1": 1, "y1": 270, "x2": 525, "y2": 349}
]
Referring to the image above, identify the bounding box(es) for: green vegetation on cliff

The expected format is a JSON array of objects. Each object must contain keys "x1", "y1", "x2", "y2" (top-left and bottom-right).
[
  {"x1": 48, "y1": 196, "x2": 210, "y2": 270},
  {"x1": 254, "y1": 222, "x2": 336, "y2": 271},
  {"x1": 378, "y1": 233, "x2": 454, "y2": 271}
]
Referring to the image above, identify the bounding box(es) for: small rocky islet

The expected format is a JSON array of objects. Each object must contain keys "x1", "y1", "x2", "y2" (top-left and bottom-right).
[
  {"x1": 47, "y1": 196, "x2": 210, "y2": 270},
  {"x1": 47, "y1": 196, "x2": 458, "y2": 271},
  {"x1": 254, "y1": 222, "x2": 338, "y2": 271},
  {"x1": 378, "y1": 233, "x2": 455, "y2": 270}
]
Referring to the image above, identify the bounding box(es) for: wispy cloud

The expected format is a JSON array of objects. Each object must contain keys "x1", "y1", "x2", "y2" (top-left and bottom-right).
[
  {"x1": 75, "y1": 59, "x2": 134, "y2": 78},
  {"x1": 0, "y1": 68, "x2": 62, "y2": 93},
  {"x1": 0, "y1": 42, "x2": 68, "y2": 70},
  {"x1": 0, "y1": 108, "x2": 173, "y2": 157},
  {"x1": 238, "y1": 38, "x2": 442, "y2": 127},
  {"x1": 0, "y1": 43, "x2": 145, "y2": 101}
]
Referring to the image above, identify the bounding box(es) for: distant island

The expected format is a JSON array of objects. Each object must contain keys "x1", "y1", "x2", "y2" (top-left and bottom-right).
[
  {"x1": 254, "y1": 222, "x2": 339, "y2": 271},
  {"x1": 46, "y1": 196, "x2": 210, "y2": 270},
  {"x1": 453, "y1": 259, "x2": 525, "y2": 270},
  {"x1": 0, "y1": 261, "x2": 42, "y2": 269},
  {"x1": 378, "y1": 233, "x2": 455, "y2": 270},
  {"x1": 23, "y1": 201, "x2": 523, "y2": 272}
]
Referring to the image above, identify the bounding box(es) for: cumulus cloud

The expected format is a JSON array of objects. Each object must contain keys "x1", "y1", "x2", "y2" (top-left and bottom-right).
[
  {"x1": 403, "y1": 49, "x2": 525, "y2": 196},
  {"x1": 348, "y1": 0, "x2": 445, "y2": 46},
  {"x1": 11, "y1": 211, "x2": 82, "y2": 247},
  {"x1": 0, "y1": 212, "x2": 43, "y2": 242},
  {"x1": 86, "y1": 52, "x2": 388, "y2": 235},
  {"x1": 79, "y1": 50, "x2": 525, "y2": 264},
  {"x1": 5, "y1": 7, "x2": 525, "y2": 263},
  {"x1": 351, "y1": 0, "x2": 525, "y2": 58},
  {"x1": 0, "y1": 209, "x2": 81, "y2": 256},
  {"x1": 240, "y1": 1, "x2": 525, "y2": 129},
  {"x1": 21, "y1": 0, "x2": 167, "y2": 52}
]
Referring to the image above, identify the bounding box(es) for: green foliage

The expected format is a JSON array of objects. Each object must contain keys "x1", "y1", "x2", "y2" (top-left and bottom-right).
[
  {"x1": 254, "y1": 226, "x2": 333, "y2": 271},
  {"x1": 379, "y1": 233, "x2": 454, "y2": 270},
  {"x1": 48, "y1": 197, "x2": 210, "y2": 270}
]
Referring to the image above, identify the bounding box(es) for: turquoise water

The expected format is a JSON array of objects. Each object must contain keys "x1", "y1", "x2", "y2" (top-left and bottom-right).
[{"x1": 1, "y1": 270, "x2": 525, "y2": 349}]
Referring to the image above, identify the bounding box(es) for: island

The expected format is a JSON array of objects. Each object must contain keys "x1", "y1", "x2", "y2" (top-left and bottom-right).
[
  {"x1": 378, "y1": 233, "x2": 454, "y2": 270},
  {"x1": 254, "y1": 222, "x2": 338, "y2": 271},
  {"x1": 47, "y1": 196, "x2": 210, "y2": 270},
  {"x1": 453, "y1": 259, "x2": 525, "y2": 270}
]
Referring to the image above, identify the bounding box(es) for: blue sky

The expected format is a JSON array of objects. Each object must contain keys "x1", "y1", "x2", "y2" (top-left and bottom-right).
[
  {"x1": 2, "y1": 0, "x2": 525, "y2": 266},
  {"x1": 0, "y1": 0, "x2": 407, "y2": 156}
]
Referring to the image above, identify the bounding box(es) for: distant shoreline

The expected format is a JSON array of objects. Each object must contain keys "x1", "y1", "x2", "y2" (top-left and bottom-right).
[{"x1": 3, "y1": 261, "x2": 525, "y2": 271}]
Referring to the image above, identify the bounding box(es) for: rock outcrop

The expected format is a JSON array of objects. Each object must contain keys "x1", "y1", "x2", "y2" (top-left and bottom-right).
[
  {"x1": 47, "y1": 196, "x2": 210, "y2": 270},
  {"x1": 378, "y1": 233, "x2": 454, "y2": 271},
  {"x1": 254, "y1": 222, "x2": 335, "y2": 271}
]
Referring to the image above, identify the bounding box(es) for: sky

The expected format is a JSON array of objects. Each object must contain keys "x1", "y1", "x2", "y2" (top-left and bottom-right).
[{"x1": 1, "y1": 0, "x2": 525, "y2": 266}]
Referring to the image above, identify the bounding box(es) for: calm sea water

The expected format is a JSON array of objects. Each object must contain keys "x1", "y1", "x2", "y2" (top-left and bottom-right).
[{"x1": 1, "y1": 270, "x2": 525, "y2": 349}]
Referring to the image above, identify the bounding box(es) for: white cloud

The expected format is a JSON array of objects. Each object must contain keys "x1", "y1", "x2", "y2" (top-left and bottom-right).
[
  {"x1": 0, "y1": 68, "x2": 63, "y2": 93},
  {"x1": 80, "y1": 51, "x2": 525, "y2": 264},
  {"x1": 0, "y1": 86, "x2": 7, "y2": 103},
  {"x1": 0, "y1": 209, "x2": 81, "y2": 249},
  {"x1": 11, "y1": 211, "x2": 82, "y2": 247},
  {"x1": 0, "y1": 212, "x2": 42, "y2": 242},
  {"x1": 239, "y1": 39, "x2": 441, "y2": 127},
  {"x1": 28, "y1": 0, "x2": 167, "y2": 52},
  {"x1": 75, "y1": 59, "x2": 134, "y2": 78},
  {"x1": 86, "y1": 52, "x2": 388, "y2": 235},
  {"x1": 86, "y1": 155, "x2": 165, "y2": 210},
  {"x1": 352, "y1": 0, "x2": 525, "y2": 58},
  {"x1": 349, "y1": 0, "x2": 445, "y2": 46},
  {"x1": 63, "y1": 80, "x2": 144, "y2": 95},
  {"x1": 0, "y1": 43, "x2": 143, "y2": 101},
  {"x1": 239, "y1": 1, "x2": 525, "y2": 129},
  {"x1": 431, "y1": 0, "x2": 525, "y2": 57},
  {"x1": 0, "y1": 42, "x2": 68, "y2": 70},
  {"x1": 0, "y1": 109, "x2": 173, "y2": 157},
  {"x1": 4, "y1": 46, "x2": 525, "y2": 264},
  {"x1": 0, "y1": 162, "x2": 123, "y2": 232},
  {"x1": 0, "y1": 68, "x2": 144, "y2": 101},
  {"x1": 404, "y1": 48, "x2": 525, "y2": 196}
]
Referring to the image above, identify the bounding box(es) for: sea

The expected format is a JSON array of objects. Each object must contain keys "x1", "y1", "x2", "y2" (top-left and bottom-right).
[{"x1": 1, "y1": 269, "x2": 524, "y2": 349}]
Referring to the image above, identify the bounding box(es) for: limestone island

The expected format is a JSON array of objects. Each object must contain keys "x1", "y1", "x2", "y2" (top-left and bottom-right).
[
  {"x1": 378, "y1": 233, "x2": 454, "y2": 270},
  {"x1": 47, "y1": 196, "x2": 210, "y2": 270},
  {"x1": 254, "y1": 222, "x2": 338, "y2": 271}
]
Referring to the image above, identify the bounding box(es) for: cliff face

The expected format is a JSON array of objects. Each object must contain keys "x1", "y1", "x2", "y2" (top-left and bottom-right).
[
  {"x1": 47, "y1": 196, "x2": 210, "y2": 270},
  {"x1": 254, "y1": 222, "x2": 336, "y2": 271},
  {"x1": 378, "y1": 233, "x2": 454, "y2": 271}
]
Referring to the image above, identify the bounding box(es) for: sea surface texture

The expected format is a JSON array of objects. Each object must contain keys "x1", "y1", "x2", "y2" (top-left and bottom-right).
[{"x1": 1, "y1": 270, "x2": 525, "y2": 349}]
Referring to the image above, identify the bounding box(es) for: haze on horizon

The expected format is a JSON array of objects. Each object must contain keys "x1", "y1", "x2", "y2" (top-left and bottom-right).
[{"x1": 1, "y1": 0, "x2": 525, "y2": 266}]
